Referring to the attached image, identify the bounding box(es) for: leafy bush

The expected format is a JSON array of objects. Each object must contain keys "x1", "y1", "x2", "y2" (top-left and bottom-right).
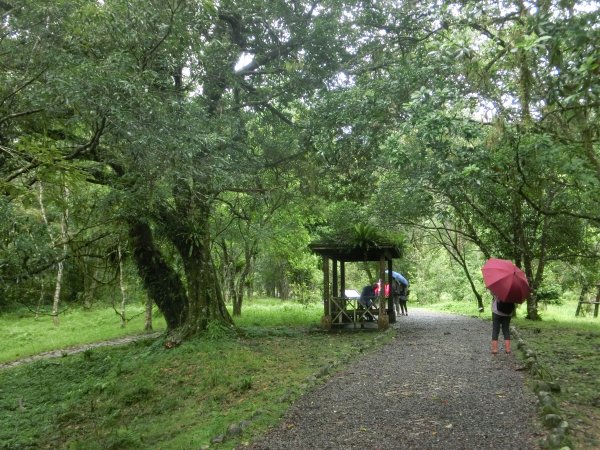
[{"x1": 537, "y1": 282, "x2": 562, "y2": 305}]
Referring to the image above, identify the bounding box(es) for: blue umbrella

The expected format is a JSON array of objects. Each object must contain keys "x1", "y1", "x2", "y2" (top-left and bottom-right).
[{"x1": 387, "y1": 271, "x2": 409, "y2": 286}]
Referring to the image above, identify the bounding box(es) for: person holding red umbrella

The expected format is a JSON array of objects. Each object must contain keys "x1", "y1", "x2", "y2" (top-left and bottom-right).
[
  {"x1": 491, "y1": 295, "x2": 515, "y2": 354},
  {"x1": 481, "y1": 258, "x2": 530, "y2": 355}
]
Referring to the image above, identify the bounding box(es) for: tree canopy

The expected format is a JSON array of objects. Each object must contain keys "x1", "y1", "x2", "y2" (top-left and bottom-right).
[{"x1": 1, "y1": 0, "x2": 599, "y2": 334}]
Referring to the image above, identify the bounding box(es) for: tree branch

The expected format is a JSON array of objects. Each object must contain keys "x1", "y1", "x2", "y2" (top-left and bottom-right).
[
  {"x1": 0, "y1": 69, "x2": 47, "y2": 107},
  {"x1": 0, "y1": 108, "x2": 44, "y2": 126}
]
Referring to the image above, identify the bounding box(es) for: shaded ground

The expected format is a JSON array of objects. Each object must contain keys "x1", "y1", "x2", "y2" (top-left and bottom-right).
[{"x1": 239, "y1": 309, "x2": 545, "y2": 450}]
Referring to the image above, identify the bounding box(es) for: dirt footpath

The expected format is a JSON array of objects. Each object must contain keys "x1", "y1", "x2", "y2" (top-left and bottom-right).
[{"x1": 240, "y1": 309, "x2": 544, "y2": 450}]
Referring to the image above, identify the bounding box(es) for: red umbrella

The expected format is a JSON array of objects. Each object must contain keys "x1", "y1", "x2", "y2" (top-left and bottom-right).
[{"x1": 481, "y1": 258, "x2": 530, "y2": 303}]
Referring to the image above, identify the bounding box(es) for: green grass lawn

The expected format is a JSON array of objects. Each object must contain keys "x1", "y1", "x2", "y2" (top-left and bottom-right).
[
  {"x1": 422, "y1": 299, "x2": 600, "y2": 450},
  {"x1": 0, "y1": 298, "x2": 394, "y2": 449},
  {"x1": 0, "y1": 299, "x2": 321, "y2": 364},
  {"x1": 1, "y1": 306, "x2": 167, "y2": 363}
]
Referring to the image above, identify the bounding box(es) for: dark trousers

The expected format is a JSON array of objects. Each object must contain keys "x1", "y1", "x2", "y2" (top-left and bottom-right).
[
  {"x1": 492, "y1": 313, "x2": 511, "y2": 340},
  {"x1": 399, "y1": 300, "x2": 408, "y2": 315}
]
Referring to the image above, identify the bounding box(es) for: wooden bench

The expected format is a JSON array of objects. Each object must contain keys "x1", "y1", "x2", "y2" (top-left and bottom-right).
[{"x1": 328, "y1": 296, "x2": 382, "y2": 328}]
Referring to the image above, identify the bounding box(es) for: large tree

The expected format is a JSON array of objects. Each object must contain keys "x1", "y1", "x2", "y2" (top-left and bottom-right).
[
  {"x1": 3, "y1": 0, "x2": 597, "y2": 330},
  {"x1": 1, "y1": 0, "x2": 391, "y2": 338},
  {"x1": 374, "y1": 0, "x2": 600, "y2": 319},
  {"x1": 296, "y1": 0, "x2": 600, "y2": 319}
]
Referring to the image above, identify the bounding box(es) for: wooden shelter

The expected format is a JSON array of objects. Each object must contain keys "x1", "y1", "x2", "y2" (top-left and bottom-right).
[{"x1": 310, "y1": 242, "x2": 403, "y2": 330}]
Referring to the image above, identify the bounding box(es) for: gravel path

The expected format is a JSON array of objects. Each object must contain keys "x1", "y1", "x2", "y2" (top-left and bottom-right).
[{"x1": 240, "y1": 309, "x2": 544, "y2": 450}]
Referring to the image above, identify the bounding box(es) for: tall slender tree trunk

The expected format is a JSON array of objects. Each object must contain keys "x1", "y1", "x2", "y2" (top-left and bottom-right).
[
  {"x1": 52, "y1": 259, "x2": 65, "y2": 326},
  {"x1": 84, "y1": 266, "x2": 99, "y2": 309},
  {"x1": 38, "y1": 182, "x2": 69, "y2": 326},
  {"x1": 53, "y1": 202, "x2": 70, "y2": 326},
  {"x1": 513, "y1": 191, "x2": 540, "y2": 320},
  {"x1": 514, "y1": 0, "x2": 540, "y2": 320},
  {"x1": 245, "y1": 252, "x2": 256, "y2": 300},
  {"x1": 144, "y1": 297, "x2": 153, "y2": 331},
  {"x1": 118, "y1": 244, "x2": 127, "y2": 328},
  {"x1": 231, "y1": 243, "x2": 256, "y2": 316},
  {"x1": 35, "y1": 279, "x2": 45, "y2": 320}
]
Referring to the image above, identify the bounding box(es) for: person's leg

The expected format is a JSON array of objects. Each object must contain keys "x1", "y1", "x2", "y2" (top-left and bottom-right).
[
  {"x1": 491, "y1": 313, "x2": 501, "y2": 354},
  {"x1": 501, "y1": 317, "x2": 512, "y2": 353},
  {"x1": 401, "y1": 301, "x2": 407, "y2": 315}
]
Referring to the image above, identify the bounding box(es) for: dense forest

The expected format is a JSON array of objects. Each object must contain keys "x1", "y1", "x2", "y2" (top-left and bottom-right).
[{"x1": 1, "y1": 0, "x2": 599, "y2": 339}]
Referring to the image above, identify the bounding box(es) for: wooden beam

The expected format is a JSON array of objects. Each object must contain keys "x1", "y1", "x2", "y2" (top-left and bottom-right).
[
  {"x1": 379, "y1": 256, "x2": 385, "y2": 316},
  {"x1": 340, "y1": 261, "x2": 346, "y2": 298},
  {"x1": 323, "y1": 256, "x2": 329, "y2": 316},
  {"x1": 332, "y1": 259, "x2": 338, "y2": 304}
]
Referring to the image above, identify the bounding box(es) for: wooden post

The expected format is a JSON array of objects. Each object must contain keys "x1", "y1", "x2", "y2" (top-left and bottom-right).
[
  {"x1": 340, "y1": 261, "x2": 346, "y2": 298},
  {"x1": 379, "y1": 257, "x2": 385, "y2": 315},
  {"x1": 323, "y1": 256, "x2": 330, "y2": 316},
  {"x1": 377, "y1": 256, "x2": 389, "y2": 330},
  {"x1": 575, "y1": 284, "x2": 588, "y2": 317},
  {"x1": 332, "y1": 259, "x2": 338, "y2": 302},
  {"x1": 321, "y1": 256, "x2": 332, "y2": 330},
  {"x1": 340, "y1": 261, "x2": 347, "y2": 322},
  {"x1": 387, "y1": 258, "x2": 396, "y2": 324},
  {"x1": 331, "y1": 259, "x2": 338, "y2": 322}
]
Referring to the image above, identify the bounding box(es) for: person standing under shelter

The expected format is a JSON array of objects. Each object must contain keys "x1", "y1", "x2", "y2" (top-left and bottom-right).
[
  {"x1": 359, "y1": 283, "x2": 376, "y2": 309},
  {"x1": 398, "y1": 282, "x2": 409, "y2": 316},
  {"x1": 491, "y1": 295, "x2": 515, "y2": 354},
  {"x1": 391, "y1": 278, "x2": 400, "y2": 315}
]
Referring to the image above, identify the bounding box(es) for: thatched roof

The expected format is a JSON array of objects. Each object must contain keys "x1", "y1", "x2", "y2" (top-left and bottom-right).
[{"x1": 309, "y1": 242, "x2": 402, "y2": 262}]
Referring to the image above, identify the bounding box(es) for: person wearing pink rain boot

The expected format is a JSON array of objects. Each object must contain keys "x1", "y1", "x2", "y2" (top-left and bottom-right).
[{"x1": 491, "y1": 295, "x2": 515, "y2": 355}]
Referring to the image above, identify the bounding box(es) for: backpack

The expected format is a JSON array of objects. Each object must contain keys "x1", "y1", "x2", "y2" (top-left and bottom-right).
[{"x1": 496, "y1": 301, "x2": 515, "y2": 315}]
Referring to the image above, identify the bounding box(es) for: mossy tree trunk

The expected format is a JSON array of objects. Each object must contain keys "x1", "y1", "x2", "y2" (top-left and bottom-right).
[
  {"x1": 129, "y1": 221, "x2": 233, "y2": 337},
  {"x1": 173, "y1": 222, "x2": 234, "y2": 336},
  {"x1": 128, "y1": 181, "x2": 234, "y2": 339},
  {"x1": 129, "y1": 220, "x2": 189, "y2": 331}
]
